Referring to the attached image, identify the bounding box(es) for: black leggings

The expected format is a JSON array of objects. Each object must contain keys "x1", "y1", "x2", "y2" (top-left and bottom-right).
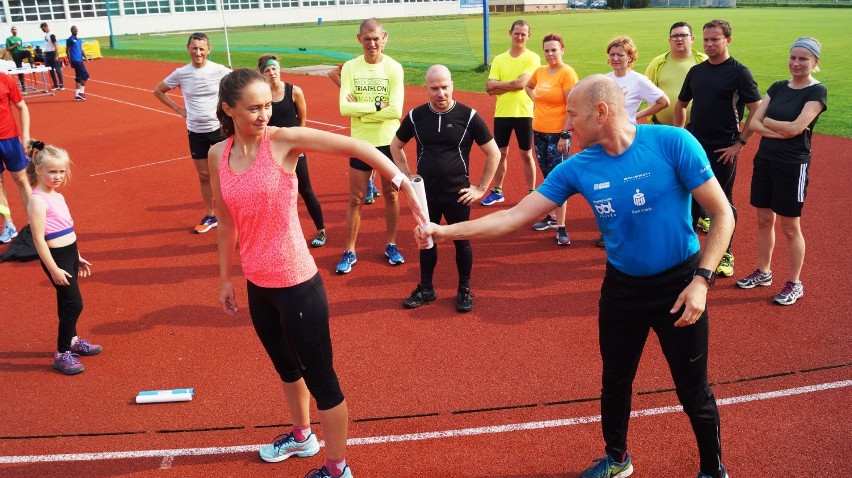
[
  {"x1": 295, "y1": 153, "x2": 324, "y2": 231},
  {"x1": 40, "y1": 242, "x2": 83, "y2": 352},
  {"x1": 598, "y1": 254, "x2": 722, "y2": 476},
  {"x1": 692, "y1": 145, "x2": 737, "y2": 252},
  {"x1": 419, "y1": 194, "x2": 472, "y2": 290},
  {"x1": 247, "y1": 273, "x2": 343, "y2": 410},
  {"x1": 12, "y1": 50, "x2": 33, "y2": 88}
]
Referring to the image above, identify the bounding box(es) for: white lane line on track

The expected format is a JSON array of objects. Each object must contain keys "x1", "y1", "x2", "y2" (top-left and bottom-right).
[
  {"x1": 86, "y1": 81, "x2": 348, "y2": 131},
  {"x1": 89, "y1": 156, "x2": 190, "y2": 177},
  {"x1": 1, "y1": 379, "x2": 849, "y2": 465}
]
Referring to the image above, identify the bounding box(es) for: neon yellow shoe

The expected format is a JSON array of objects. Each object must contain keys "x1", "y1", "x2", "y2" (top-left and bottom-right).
[
  {"x1": 716, "y1": 252, "x2": 734, "y2": 277},
  {"x1": 696, "y1": 216, "x2": 710, "y2": 234}
]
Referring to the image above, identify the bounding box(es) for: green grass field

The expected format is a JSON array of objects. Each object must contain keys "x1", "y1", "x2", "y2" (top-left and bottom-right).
[{"x1": 104, "y1": 8, "x2": 850, "y2": 136}]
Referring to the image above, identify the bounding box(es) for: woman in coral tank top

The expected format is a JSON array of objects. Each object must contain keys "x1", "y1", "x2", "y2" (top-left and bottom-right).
[{"x1": 209, "y1": 69, "x2": 425, "y2": 478}]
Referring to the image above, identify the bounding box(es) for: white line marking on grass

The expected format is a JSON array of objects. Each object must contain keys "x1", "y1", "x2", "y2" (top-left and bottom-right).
[
  {"x1": 89, "y1": 156, "x2": 190, "y2": 177},
  {"x1": 4, "y1": 381, "x2": 847, "y2": 465}
]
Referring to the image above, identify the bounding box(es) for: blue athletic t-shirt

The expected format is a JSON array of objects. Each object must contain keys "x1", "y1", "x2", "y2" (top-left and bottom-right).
[{"x1": 538, "y1": 125, "x2": 713, "y2": 276}]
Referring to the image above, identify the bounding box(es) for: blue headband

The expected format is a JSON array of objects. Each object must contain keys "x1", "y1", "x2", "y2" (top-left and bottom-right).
[{"x1": 791, "y1": 38, "x2": 820, "y2": 59}]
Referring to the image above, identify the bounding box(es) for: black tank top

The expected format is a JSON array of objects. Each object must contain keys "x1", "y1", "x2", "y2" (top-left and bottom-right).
[{"x1": 268, "y1": 83, "x2": 299, "y2": 128}]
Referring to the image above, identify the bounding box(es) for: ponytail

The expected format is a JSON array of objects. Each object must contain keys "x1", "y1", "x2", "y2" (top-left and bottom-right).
[
  {"x1": 217, "y1": 68, "x2": 267, "y2": 137},
  {"x1": 27, "y1": 141, "x2": 71, "y2": 187}
]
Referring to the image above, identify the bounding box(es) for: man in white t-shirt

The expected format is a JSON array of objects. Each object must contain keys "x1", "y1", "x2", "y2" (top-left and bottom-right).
[
  {"x1": 39, "y1": 22, "x2": 64, "y2": 90},
  {"x1": 153, "y1": 32, "x2": 230, "y2": 234}
]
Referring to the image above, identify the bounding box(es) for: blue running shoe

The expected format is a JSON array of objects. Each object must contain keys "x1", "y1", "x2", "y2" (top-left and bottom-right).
[
  {"x1": 0, "y1": 224, "x2": 17, "y2": 244},
  {"x1": 369, "y1": 178, "x2": 381, "y2": 197},
  {"x1": 194, "y1": 215, "x2": 218, "y2": 234},
  {"x1": 385, "y1": 243, "x2": 404, "y2": 265},
  {"x1": 580, "y1": 453, "x2": 633, "y2": 478},
  {"x1": 258, "y1": 432, "x2": 320, "y2": 463},
  {"x1": 364, "y1": 184, "x2": 375, "y2": 205},
  {"x1": 304, "y1": 465, "x2": 353, "y2": 478},
  {"x1": 697, "y1": 464, "x2": 728, "y2": 478},
  {"x1": 480, "y1": 189, "x2": 504, "y2": 206},
  {"x1": 336, "y1": 251, "x2": 357, "y2": 274}
]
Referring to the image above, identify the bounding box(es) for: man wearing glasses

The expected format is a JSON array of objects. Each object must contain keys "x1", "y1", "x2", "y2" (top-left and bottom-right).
[{"x1": 644, "y1": 22, "x2": 707, "y2": 126}]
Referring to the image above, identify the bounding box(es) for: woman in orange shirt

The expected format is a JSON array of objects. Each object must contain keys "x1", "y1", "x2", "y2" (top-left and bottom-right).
[{"x1": 525, "y1": 33, "x2": 579, "y2": 246}]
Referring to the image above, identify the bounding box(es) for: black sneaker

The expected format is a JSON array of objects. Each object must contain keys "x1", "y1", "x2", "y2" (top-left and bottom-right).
[
  {"x1": 456, "y1": 287, "x2": 474, "y2": 313},
  {"x1": 403, "y1": 284, "x2": 437, "y2": 309}
]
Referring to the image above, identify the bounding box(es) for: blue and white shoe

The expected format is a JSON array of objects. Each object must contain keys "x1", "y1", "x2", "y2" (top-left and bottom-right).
[
  {"x1": 258, "y1": 432, "x2": 320, "y2": 463},
  {"x1": 385, "y1": 243, "x2": 404, "y2": 265},
  {"x1": 480, "y1": 190, "x2": 504, "y2": 206},
  {"x1": 336, "y1": 251, "x2": 357, "y2": 274},
  {"x1": 364, "y1": 184, "x2": 375, "y2": 205},
  {"x1": 0, "y1": 224, "x2": 17, "y2": 244},
  {"x1": 580, "y1": 452, "x2": 633, "y2": 478}
]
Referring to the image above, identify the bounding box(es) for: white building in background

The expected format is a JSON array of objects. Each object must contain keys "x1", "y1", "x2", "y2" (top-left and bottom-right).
[{"x1": 0, "y1": 0, "x2": 469, "y2": 40}]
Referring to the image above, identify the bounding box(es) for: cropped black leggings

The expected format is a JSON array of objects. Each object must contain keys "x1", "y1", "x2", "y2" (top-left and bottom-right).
[
  {"x1": 39, "y1": 242, "x2": 83, "y2": 352},
  {"x1": 295, "y1": 153, "x2": 324, "y2": 231},
  {"x1": 419, "y1": 194, "x2": 472, "y2": 290},
  {"x1": 247, "y1": 273, "x2": 343, "y2": 410}
]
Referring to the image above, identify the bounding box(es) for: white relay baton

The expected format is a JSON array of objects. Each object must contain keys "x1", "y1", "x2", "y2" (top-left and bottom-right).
[
  {"x1": 410, "y1": 175, "x2": 433, "y2": 249},
  {"x1": 135, "y1": 388, "x2": 194, "y2": 404}
]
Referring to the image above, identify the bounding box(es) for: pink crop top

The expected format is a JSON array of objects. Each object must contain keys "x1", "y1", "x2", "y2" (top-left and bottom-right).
[
  {"x1": 31, "y1": 189, "x2": 75, "y2": 240},
  {"x1": 218, "y1": 128, "x2": 317, "y2": 288}
]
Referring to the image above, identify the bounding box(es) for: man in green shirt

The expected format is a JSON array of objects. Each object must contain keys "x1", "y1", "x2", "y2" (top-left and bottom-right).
[
  {"x1": 5, "y1": 26, "x2": 34, "y2": 90},
  {"x1": 644, "y1": 22, "x2": 707, "y2": 126}
]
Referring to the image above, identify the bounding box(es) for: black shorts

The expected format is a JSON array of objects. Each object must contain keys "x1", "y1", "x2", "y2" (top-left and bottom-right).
[
  {"x1": 493, "y1": 117, "x2": 533, "y2": 150},
  {"x1": 350, "y1": 144, "x2": 391, "y2": 172},
  {"x1": 750, "y1": 155, "x2": 809, "y2": 218},
  {"x1": 70, "y1": 60, "x2": 89, "y2": 83},
  {"x1": 188, "y1": 130, "x2": 227, "y2": 160}
]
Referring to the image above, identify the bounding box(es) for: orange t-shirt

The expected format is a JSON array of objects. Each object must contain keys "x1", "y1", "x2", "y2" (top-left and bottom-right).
[{"x1": 528, "y1": 64, "x2": 579, "y2": 133}]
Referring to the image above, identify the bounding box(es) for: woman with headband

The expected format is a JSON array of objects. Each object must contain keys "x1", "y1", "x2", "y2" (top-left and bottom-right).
[
  {"x1": 258, "y1": 54, "x2": 328, "y2": 247},
  {"x1": 735, "y1": 37, "x2": 827, "y2": 306}
]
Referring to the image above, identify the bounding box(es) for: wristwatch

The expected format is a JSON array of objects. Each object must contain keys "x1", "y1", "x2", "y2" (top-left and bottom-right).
[
  {"x1": 375, "y1": 100, "x2": 382, "y2": 111},
  {"x1": 693, "y1": 268, "x2": 716, "y2": 287},
  {"x1": 735, "y1": 136, "x2": 747, "y2": 145},
  {"x1": 560, "y1": 130, "x2": 570, "y2": 139}
]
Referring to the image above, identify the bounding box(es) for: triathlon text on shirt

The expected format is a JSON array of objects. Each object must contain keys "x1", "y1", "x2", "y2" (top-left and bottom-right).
[{"x1": 354, "y1": 78, "x2": 389, "y2": 102}]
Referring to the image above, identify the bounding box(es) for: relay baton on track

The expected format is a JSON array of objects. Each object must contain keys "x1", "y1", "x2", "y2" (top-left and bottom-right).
[
  {"x1": 410, "y1": 175, "x2": 433, "y2": 249},
  {"x1": 135, "y1": 388, "x2": 194, "y2": 404}
]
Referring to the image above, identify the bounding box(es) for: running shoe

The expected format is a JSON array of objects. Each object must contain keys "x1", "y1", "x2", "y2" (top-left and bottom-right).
[
  {"x1": 696, "y1": 216, "x2": 710, "y2": 234},
  {"x1": 595, "y1": 233, "x2": 606, "y2": 248},
  {"x1": 74, "y1": 93, "x2": 86, "y2": 101},
  {"x1": 336, "y1": 251, "x2": 357, "y2": 274},
  {"x1": 258, "y1": 432, "x2": 320, "y2": 463},
  {"x1": 194, "y1": 215, "x2": 218, "y2": 234},
  {"x1": 556, "y1": 227, "x2": 571, "y2": 246},
  {"x1": 304, "y1": 466, "x2": 353, "y2": 478},
  {"x1": 697, "y1": 464, "x2": 729, "y2": 478},
  {"x1": 774, "y1": 281, "x2": 803, "y2": 306},
  {"x1": 403, "y1": 284, "x2": 437, "y2": 308},
  {"x1": 579, "y1": 453, "x2": 633, "y2": 478},
  {"x1": 69, "y1": 338, "x2": 103, "y2": 356},
  {"x1": 480, "y1": 189, "x2": 504, "y2": 206},
  {"x1": 533, "y1": 215, "x2": 557, "y2": 231},
  {"x1": 456, "y1": 287, "x2": 474, "y2": 313},
  {"x1": 385, "y1": 243, "x2": 404, "y2": 265},
  {"x1": 311, "y1": 230, "x2": 326, "y2": 248},
  {"x1": 364, "y1": 184, "x2": 375, "y2": 205},
  {"x1": 716, "y1": 252, "x2": 734, "y2": 277},
  {"x1": 0, "y1": 224, "x2": 18, "y2": 244},
  {"x1": 369, "y1": 178, "x2": 381, "y2": 197},
  {"x1": 53, "y1": 351, "x2": 84, "y2": 375},
  {"x1": 736, "y1": 269, "x2": 772, "y2": 289}
]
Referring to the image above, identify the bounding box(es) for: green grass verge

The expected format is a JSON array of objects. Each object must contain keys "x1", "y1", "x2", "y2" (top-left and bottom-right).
[{"x1": 103, "y1": 8, "x2": 849, "y2": 137}]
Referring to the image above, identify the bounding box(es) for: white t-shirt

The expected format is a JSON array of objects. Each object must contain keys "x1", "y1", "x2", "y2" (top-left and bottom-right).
[
  {"x1": 605, "y1": 70, "x2": 665, "y2": 124},
  {"x1": 43, "y1": 31, "x2": 57, "y2": 52},
  {"x1": 163, "y1": 60, "x2": 231, "y2": 133}
]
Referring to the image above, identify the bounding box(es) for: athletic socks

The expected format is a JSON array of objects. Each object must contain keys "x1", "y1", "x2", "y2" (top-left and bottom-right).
[
  {"x1": 292, "y1": 425, "x2": 312, "y2": 442},
  {"x1": 325, "y1": 457, "x2": 347, "y2": 478}
]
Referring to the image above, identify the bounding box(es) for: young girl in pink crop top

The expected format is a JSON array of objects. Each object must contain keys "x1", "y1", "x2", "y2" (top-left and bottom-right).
[
  {"x1": 209, "y1": 68, "x2": 426, "y2": 478},
  {"x1": 26, "y1": 142, "x2": 102, "y2": 376}
]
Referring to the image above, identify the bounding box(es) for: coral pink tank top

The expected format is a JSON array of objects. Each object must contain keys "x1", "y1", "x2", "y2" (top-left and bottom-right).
[
  {"x1": 31, "y1": 189, "x2": 75, "y2": 240},
  {"x1": 218, "y1": 128, "x2": 317, "y2": 288}
]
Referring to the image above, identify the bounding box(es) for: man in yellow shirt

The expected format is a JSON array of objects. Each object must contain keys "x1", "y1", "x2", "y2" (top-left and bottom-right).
[
  {"x1": 644, "y1": 22, "x2": 707, "y2": 126},
  {"x1": 482, "y1": 20, "x2": 540, "y2": 206},
  {"x1": 336, "y1": 18, "x2": 405, "y2": 274}
]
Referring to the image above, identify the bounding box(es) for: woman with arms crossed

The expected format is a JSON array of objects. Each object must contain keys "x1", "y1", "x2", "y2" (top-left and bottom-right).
[
  {"x1": 735, "y1": 38, "x2": 826, "y2": 306},
  {"x1": 209, "y1": 69, "x2": 425, "y2": 478}
]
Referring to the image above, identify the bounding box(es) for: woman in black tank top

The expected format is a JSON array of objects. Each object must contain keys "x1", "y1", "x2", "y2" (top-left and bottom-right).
[{"x1": 259, "y1": 54, "x2": 327, "y2": 247}]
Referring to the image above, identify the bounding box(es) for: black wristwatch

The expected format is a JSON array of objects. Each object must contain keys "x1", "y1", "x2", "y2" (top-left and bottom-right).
[
  {"x1": 735, "y1": 136, "x2": 747, "y2": 145},
  {"x1": 375, "y1": 100, "x2": 382, "y2": 111},
  {"x1": 560, "y1": 130, "x2": 570, "y2": 140},
  {"x1": 693, "y1": 268, "x2": 716, "y2": 287}
]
